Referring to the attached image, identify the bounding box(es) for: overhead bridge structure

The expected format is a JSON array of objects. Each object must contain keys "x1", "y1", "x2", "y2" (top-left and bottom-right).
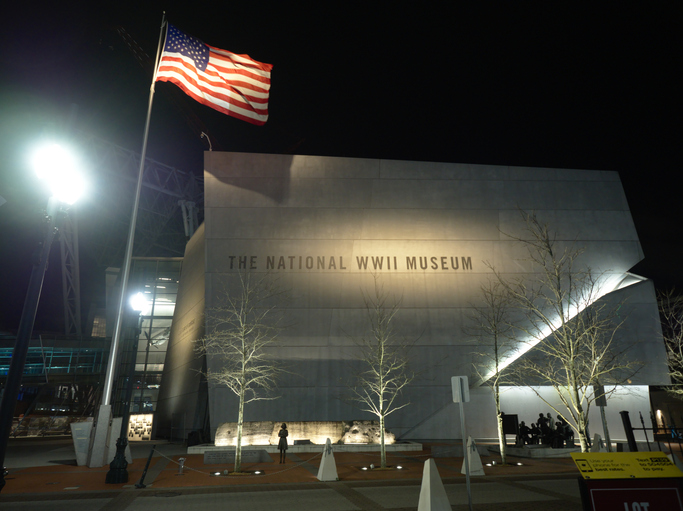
[{"x1": 60, "y1": 135, "x2": 204, "y2": 337}]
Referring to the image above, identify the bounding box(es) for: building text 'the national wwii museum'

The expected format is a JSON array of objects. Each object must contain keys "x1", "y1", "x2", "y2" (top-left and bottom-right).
[{"x1": 153, "y1": 152, "x2": 669, "y2": 443}]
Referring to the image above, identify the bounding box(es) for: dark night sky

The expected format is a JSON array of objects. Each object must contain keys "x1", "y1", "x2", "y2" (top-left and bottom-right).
[{"x1": 0, "y1": 3, "x2": 681, "y2": 333}]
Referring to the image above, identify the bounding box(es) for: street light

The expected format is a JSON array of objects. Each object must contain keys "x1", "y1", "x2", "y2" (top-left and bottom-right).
[
  {"x1": 130, "y1": 292, "x2": 149, "y2": 315},
  {"x1": 32, "y1": 144, "x2": 87, "y2": 205},
  {"x1": 106, "y1": 292, "x2": 147, "y2": 484},
  {"x1": 0, "y1": 143, "x2": 85, "y2": 492}
]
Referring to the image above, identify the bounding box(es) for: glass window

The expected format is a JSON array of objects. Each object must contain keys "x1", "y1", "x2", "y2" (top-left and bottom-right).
[{"x1": 117, "y1": 258, "x2": 182, "y2": 419}]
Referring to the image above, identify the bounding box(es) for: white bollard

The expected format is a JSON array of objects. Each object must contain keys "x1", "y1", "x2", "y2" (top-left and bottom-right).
[
  {"x1": 461, "y1": 436, "x2": 485, "y2": 476},
  {"x1": 417, "y1": 459, "x2": 451, "y2": 511},
  {"x1": 317, "y1": 438, "x2": 339, "y2": 481},
  {"x1": 591, "y1": 434, "x2": 606, "y2": 453}
]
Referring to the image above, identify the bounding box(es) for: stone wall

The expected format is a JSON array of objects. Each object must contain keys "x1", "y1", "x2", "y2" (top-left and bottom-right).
[{"x1": 214, "y1": 420, "x2": 395, "y2": 446}]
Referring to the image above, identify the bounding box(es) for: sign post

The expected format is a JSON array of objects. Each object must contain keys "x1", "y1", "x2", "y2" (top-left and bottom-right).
[
  {"x1": 452, "y1": 376, "x2": 473, "y2": 511},
  {"x1": 594, "y1": 385, "x2": 612, "y2": 452}
]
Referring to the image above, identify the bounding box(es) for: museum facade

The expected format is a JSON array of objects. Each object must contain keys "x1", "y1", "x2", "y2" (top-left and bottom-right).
[{"x1": 154, "y1": 153, "x2": 669, "y2": 442}]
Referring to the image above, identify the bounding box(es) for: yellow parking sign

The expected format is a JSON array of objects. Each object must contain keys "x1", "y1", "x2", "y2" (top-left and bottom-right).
[{"x1": 571, "y1": 452, "x2": 683, "y2": 479}]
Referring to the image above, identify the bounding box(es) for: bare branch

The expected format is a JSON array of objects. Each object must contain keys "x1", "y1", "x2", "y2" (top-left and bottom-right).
[
  {"x1": 194, "y1": 271, "x2": 288, "y2": 472},
  {"x1": 467, "y1": 277, "x2": 520, "y2": 463},
  {"x1": 347, "y1": 274, "x2": 416, "y2": 468},
  {"x1": 491, "y1": 211, "x2": 641, "y2": 452},
  {"x1": 659, "y1": 290, "x2": 683, "y2": 398}
]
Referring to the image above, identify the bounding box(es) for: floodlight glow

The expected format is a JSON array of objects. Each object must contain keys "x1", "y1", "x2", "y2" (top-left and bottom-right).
[
  {"x1": 480, "y1": 272, "x2": 645, "y2": 383},
  {"x1": 129, "y1": 292, "x2": 149, "y2": 314},
  {"x1": 32, "y1": 143, "x2": 86, "y2": 204}
]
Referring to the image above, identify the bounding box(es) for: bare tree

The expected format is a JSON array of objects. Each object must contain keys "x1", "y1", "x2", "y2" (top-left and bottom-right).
[
  {"x1": 348, "y1": 275, "x2": 415, "y2": 469},
  {"x1": 196, "y1": 271, "x2": 286, "y2": 473},
  {"x1": 492, "y1": 211, "x2": 640, "y2": 452},
  {"x1": 469, "y1": 279, "x2": 517, "y2": 464},
  {"x1": 658, "y1": 290, "x2": 683, "y2": 398}
]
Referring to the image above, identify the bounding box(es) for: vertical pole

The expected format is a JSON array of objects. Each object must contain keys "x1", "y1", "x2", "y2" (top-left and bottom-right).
[
  {"x1": 101, "y1": 13, "x2": 167, "y2": 406},
  {"x1": 135, "y1": 444, "x2": 156, "y2": 488},
  {"x1": 452, "y1": 376, "x2": 473, "y2": 511},
  {"x1": 459, "y1": 401, "x2": 473, "y2": 511},
  {"x1": 106, "y1": 313, "x2": 142, "y2": 483},
  {"x1": 89, "y1": 12, "x2": 166, "y2": 469},
  {"x1": 620, "y1": 411, "x2": 638, "y2": 452},
  {"x1": 639, "y1": 412, "x2": 651, "y2": 451},
  {"x1": 0, "y1": 198, "x2": 61, "y2": 491},
  {"x1": 600, "y1": 405, "x2": 612, "y2": 452},
  {"x1": 138, "y1": 278, "x2": 156, "y2": 415}
]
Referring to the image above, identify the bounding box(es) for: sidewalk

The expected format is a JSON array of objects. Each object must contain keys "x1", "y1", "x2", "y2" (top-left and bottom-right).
[{"x1": 0, "y1": 438, "x2": 584, "y2": 510}]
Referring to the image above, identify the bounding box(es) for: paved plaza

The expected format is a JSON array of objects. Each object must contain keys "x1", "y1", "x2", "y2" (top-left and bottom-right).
[{"x1": 0, "y1": 438, "x2": 584, "y2": 510}]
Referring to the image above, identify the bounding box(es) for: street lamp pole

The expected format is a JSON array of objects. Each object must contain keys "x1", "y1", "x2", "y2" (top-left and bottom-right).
[
  {"x1": 106, "y1": 295, "x2": 145, "y2": 484},
  {"x1": 0, "y1": 197, "x2": 62, "y2": 491},
  {"x1": 0, "y1": 142, "x2": 85, "y2": 492}
]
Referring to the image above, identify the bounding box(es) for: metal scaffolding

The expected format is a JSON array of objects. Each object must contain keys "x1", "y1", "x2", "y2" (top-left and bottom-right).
[{"x1": 59, "y1": 134, "x2": 204, "y2": 335}]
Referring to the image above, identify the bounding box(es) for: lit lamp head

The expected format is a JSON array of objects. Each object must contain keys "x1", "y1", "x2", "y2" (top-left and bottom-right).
[
  {"x1": 32, "y1": 143, "x2": 86, "y2": 205},
  {"x1": 130, "y1": 292, "x2": 149, "y2": 316}
]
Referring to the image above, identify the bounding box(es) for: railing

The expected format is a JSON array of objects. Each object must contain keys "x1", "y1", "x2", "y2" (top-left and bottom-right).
[
  {"x1": 620, "y1": 410, "x2": 681, "y2": 453},
  {"x1": 0, "y1": 347, "x2": 104, "y2": 376}
]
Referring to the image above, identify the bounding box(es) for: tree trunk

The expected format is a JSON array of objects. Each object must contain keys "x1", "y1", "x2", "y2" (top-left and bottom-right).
[
  {"x1": 577, "y1": 414, "x2": 589, "y2": 452},
  {"x1": 235, "y1": 390, "x2": 245, "y2": 472},
  {"x1": 571, "y1": 385, "x2": 589, "y2": 452},
  {"x1": 380, "y1": 414, "x2": 387, "y2": 468},
  {"x1": 496, "y1": 387, "x2": 507, "y2": 464}
]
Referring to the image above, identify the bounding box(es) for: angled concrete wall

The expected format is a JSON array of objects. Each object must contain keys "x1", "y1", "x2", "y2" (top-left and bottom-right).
[
  {"x1": 193, "y1": 153, "x2": 668, "y2": 441},
  {"x1": 156, "y1": 223, "x2": 206, "y2": 440}
]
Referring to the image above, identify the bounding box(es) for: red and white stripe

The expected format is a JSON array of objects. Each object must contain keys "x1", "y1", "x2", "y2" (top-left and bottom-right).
[{"x1": 157, "y1": 43, "x2": 272, "y2": 125}]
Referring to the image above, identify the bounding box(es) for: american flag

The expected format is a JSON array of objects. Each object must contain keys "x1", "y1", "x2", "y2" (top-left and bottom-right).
[{"x1": 156, "y1": 24, "x2": 272, "y2": 125}]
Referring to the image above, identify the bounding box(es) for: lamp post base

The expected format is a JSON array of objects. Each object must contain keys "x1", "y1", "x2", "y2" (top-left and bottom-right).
[{"x1": 105, "y1": 437, "x2": 129, "y2": 484}]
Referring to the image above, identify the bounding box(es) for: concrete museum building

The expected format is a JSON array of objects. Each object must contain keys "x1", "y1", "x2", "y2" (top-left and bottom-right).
[{"x1": 154, "y1": 152, "x2": 669, "y2": 444}]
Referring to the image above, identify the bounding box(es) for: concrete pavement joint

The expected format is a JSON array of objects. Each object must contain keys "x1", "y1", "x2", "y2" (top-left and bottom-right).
[
  {"x1": 0, "y1": 491, "x2": 121, "y2": 503},
  {"x1": 96, "y1": 489, "x2": 140, "y2": 511},
  {"x1": 495, "y1": 475, "x2": 583, "y2": 503},
  {"x1": 0, "y1": 477, "x2": 583, "y2": 511},
  {"x1": 326, "y1": 481, "x2": 387, "y2": 511}
]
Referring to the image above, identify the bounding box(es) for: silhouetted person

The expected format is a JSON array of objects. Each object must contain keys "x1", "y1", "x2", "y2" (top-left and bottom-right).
[
  {"x1": 278, "y1": 423, "x2": 288, "y2": 463},
  {"x1": 552, "y1": 422, "x2": 565, "y2": 448},
  {"x1": 518, "y1": 421, "x2": 531, "y2": 445},
  {"x1": 537, "y1": 413, "x2": 551, "y2": 444},
  {"x1": 537, "y1": 413, "x2": 548, "y2": 429},
  {"x1": 555, "y1": 415, "x2": 574, "y2": 446},
  {"x1": 530, "y1": 423, "x2": 541, "y2": 444}
]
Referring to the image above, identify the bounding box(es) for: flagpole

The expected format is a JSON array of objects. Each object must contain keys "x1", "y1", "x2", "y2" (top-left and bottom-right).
[
  {"x1": 88, "y1": 12, "x2": 167, "y2": 469},
  {"x1": 103, "y1": 12, "x2": 167, "y2": 407}
]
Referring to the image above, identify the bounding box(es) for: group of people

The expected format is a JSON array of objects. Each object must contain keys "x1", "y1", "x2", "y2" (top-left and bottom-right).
[{"x1": 517, "y1": 413, "x2": 575, "y2": 448}]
